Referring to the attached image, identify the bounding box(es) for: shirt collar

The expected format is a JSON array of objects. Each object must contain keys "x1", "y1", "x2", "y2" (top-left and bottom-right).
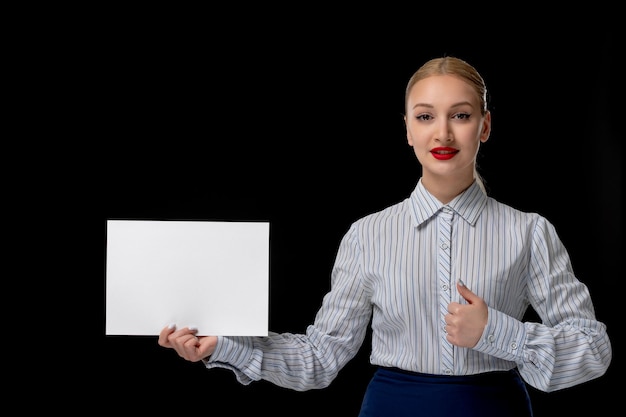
[{"x1": 409, "y1": 178, "x2": 487, "y2": 227}]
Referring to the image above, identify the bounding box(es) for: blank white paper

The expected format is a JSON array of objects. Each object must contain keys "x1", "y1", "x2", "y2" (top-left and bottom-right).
[{"x1": 105, "y1": 219, "x2": 269, "y2": 336}]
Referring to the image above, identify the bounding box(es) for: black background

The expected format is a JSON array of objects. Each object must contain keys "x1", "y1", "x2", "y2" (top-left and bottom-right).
[{"x1": 37, "y1": 11, "x2": 622, "y2": 416}]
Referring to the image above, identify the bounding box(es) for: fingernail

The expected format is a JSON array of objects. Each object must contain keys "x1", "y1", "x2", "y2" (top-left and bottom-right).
[
  {"x1": 458, "y1": 279, "x2": 466, "y2": 287},
  {"x1": 188, "y1": 325, "x2": 198, "y2": 331},
  {"x1": 168, "y1": 323, "x2": 176, "y2": 330}
]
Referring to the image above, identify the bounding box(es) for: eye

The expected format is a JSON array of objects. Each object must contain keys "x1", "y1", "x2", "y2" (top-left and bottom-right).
[
  {"x1": 453, "y1": 113, "x2": 471, "y2": 120},
  {"x1": 415, "y1": 114, "x2": 433, "y2": 121}
]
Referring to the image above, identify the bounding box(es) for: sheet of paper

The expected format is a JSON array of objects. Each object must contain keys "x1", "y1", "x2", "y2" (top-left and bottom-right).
[{"x1": 105, "y1": 219, "x2": 269, "y2": 336}]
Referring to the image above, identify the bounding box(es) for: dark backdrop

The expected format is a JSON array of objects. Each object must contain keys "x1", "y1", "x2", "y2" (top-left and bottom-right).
[{"x1": 52, "y1": 16, "x2": 621, "y2": 416}]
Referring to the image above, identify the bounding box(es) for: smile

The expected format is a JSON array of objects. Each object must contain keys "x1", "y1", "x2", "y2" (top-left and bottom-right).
[{"x1": 430, "y1": 147, "x2": 458, "y2": 160}]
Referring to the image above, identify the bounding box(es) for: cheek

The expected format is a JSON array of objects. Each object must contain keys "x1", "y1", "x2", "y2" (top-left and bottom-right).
[
  {"x1": 406, "y1": 125, "x2": 414, "y2": 145},
  {"x1": 407, "y1": 135, "x2": 429, "y2": 162},
  {"x1": 406, "y1": 126, "x2": 423, "y2": 147},
  {"x1": 407, "y1": 131, "x2": 429, "y2": 150}
]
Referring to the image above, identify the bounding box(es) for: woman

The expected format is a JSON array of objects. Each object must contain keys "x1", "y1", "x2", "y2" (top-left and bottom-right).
[{"x1": 158, "y1": 56, "x2": 611, "y2": 416}]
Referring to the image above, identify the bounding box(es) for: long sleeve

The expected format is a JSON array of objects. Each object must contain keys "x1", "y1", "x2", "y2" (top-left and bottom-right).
[
  {"x1": 472, "y1": 216, "x2": 612, "y2": 392},
  {"x1": 205, "y1": 225, "x2": 373, "y2": 391}
]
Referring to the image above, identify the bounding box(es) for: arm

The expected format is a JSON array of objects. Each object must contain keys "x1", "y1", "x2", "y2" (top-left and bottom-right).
[
  {"x1": 469, "y1": 217, "x2": 612, "y2": 392},
  {"x1": 158, "y1": 223, "x2": 373, "y2": 391}
]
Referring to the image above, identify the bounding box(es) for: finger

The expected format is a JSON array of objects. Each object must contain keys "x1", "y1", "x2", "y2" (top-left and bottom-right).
[
  {"x1": 158, "y1": 323, "x2": 177, "y2": 347},
  {"x1": 447, "y1": 302, "x2": 461, "y2": 314},
  {"x1": 196, "y1": 336, "x2": 219, "y2": 359},
  {"x1": 171, "y1": 332, "x2": 198, "y2": 348},
  {"x1": 169, "y1": 333, "x2": 199, "y2": 357},
  {"x1": 179, "y1": 335, "x2": 205, "y2": 361},
  {"x1": 183, "y1": 335, "x2": 200, "y2": 351},
  {"x1": 457, "y1": 279, "x2": 479, "y2": 304},
  {"x1": 169, "y1": 326, "x2": 198, "y2": 339},
  {"x1": 176, "y1": 336, "x2": 218, "y2": 362},
  {"x1": 185, "y1": 332, "x2": 200, "y2": 346}
]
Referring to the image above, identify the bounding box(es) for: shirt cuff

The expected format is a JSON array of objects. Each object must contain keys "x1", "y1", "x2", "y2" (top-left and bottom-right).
[
  {"x1": 204, "y1": 336, "x2": 257, "y2": 385},
  {"x1": 473, "y1": 306, "x2": 526, "y2": 362}
]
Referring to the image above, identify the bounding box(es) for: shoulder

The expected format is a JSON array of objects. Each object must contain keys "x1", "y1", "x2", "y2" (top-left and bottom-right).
[
  {"x1": 485, "y1": 197, "x2": 558, "y2": 234},
  {"x1": 353, "y1": 197, "x2": 411, "y2": 226},
  {"x1": 338, "y1": 198, "x2": 413, "y2": 243},
  {"x1": 486, "y1": 197, "x2": 543, "y2": 219}
]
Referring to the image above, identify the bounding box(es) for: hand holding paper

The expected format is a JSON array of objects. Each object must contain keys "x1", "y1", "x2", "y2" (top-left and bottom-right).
[{"x1": 158, "y1": 324, "x2": 218, "y2": 362}]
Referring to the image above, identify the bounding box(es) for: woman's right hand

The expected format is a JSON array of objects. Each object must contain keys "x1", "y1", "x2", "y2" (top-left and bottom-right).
[{"x1": 158, "y1": 324, "x2": 218, "y2": 362}]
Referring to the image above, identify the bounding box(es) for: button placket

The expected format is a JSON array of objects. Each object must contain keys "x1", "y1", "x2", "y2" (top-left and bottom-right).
[{"x1": 438, "y1": 206, "x2": 454, "y2": 374}]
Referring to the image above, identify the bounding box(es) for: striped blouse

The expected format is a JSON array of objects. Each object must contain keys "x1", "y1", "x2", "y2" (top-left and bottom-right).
[{"x1": 205, "y1": 179, "x2": 611, "y2": 392}]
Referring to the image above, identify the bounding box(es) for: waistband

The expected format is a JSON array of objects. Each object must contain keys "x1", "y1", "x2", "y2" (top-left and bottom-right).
[{"x1": 377, "y1": 366, "x2": 521, "y2": 385}]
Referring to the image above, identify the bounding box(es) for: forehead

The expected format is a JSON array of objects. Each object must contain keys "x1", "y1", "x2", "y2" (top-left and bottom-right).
[{"x1": 408, "y1": 75, "x2": 478, "y2": 106}]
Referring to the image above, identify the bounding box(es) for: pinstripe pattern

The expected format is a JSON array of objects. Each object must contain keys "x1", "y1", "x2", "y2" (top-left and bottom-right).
[
  {"x1": 206, "y1": 179, "x2": 611, "y2": 393},
  {"x1": 438, "y1": 207, "x2": 454, "y2": 374}
]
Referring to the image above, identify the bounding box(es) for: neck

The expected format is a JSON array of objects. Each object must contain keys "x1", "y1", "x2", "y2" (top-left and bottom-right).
[{"x1": 421, "y1": 175, "x2": 475, "y2": 205}]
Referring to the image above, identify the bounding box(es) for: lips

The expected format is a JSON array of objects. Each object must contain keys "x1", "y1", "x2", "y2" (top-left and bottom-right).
[{"x1": 430, "y1": 147, "x2": 458, "y2": 160}]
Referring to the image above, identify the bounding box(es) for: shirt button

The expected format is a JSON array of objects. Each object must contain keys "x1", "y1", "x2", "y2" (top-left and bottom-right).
[
  {"x1": 510, "y1": 342, "x2": 518, "y2": 350},
  {"x1": 487, "y1": 334, "x2": 495, "y2": 343},
  {"x1": 444, "y1": 369, "x2": 453, "y2": 375},
  {"x1": 442, "y1": 284, "x2": 449, "y2": 291},
  {"x1": 441, "y1": 243, "x2": 449, "y2": 249}
]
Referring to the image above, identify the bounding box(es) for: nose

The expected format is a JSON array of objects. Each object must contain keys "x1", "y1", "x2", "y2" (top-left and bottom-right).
[{"x1": 435, "y1": 120, "x2": 452, "y2": 142}]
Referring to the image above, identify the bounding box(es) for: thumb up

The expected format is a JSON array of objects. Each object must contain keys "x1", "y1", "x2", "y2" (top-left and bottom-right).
[{"x1": 445, "y1": 280, "x2": 488, "y2": 348}]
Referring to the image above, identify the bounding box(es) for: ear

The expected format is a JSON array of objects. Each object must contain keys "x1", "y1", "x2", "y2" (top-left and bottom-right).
[{"x1": 480, "y1": 111, "x2": 491, "y2": 143}]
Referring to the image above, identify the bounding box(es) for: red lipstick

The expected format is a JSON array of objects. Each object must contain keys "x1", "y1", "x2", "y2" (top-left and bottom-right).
[{"x1": 430, "y1": 147, "x2": 458, "y2": 160}]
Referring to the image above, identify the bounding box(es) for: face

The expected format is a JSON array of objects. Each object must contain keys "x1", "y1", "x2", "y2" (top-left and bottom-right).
[{"x1": 405, "y1": 74, "x2": 490, "y2": 185}]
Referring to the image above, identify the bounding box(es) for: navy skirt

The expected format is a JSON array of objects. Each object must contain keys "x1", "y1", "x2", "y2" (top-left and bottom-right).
[{"x1": 358, "y1": 367, "x2": 533, "y2": 417}]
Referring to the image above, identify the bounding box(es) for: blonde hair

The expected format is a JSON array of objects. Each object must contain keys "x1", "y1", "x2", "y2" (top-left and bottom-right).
[{"x1": 405, "y1": 56, "x2": 489, "y2": 192}]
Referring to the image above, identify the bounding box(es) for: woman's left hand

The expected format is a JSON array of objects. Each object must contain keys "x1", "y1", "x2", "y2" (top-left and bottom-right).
[{"x1": 445, "y1": 280, "x2": 488, "y2": 348}]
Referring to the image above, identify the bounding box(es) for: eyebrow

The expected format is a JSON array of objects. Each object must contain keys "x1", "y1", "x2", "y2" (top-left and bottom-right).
[{"x1": 411, "y1": 101, "x2": 474, "y2": 110}]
